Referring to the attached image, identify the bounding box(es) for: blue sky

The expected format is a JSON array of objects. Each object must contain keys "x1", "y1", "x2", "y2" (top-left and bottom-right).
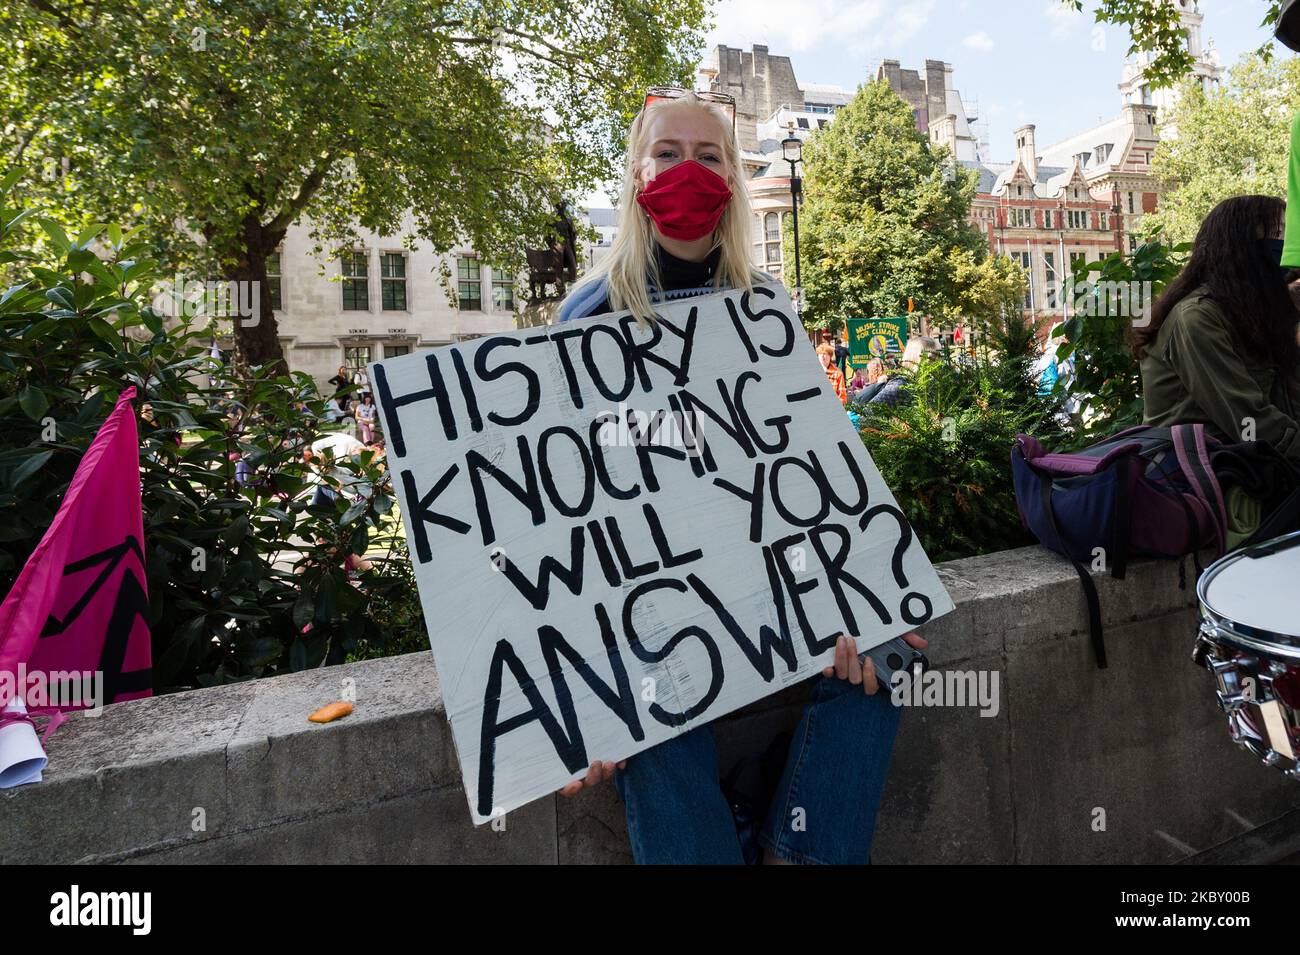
[{"x1": 703, "y1": 0, "x2": 1274, "y2": 159}]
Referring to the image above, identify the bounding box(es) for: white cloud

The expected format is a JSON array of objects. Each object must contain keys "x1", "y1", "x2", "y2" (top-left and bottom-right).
[
  {"x1": 705, "y1": 0, "x2": 935, "y2": 57},
  {"x1": 962, "y1": 30, "x2": 995, "y2": 52},
  {"x1": 1043, "y1": 0, "x2": 1085, "y2": 40}
]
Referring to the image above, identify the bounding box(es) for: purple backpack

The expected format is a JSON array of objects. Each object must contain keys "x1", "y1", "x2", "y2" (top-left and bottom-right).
[{"x1": 1011, "y1": 424, "x2": 1227, "y2": 668}]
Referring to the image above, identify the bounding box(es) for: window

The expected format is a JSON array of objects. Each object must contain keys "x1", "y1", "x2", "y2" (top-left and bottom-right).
[
  {"x1": 385, "y1": 344, "x2": 411, "y2": 359},
  {"x1": 818, "y1": 119, "x2": 829, "y2": 130},
  {"x1": 1010, "y1": 208, "x2": 1032, "y2": 228},
  {"x1": 379, "y1": 253, "x2": 407, "y2": 311},
  {"x1": 1044, "y1": 251, "x2": 1057, "y2": 309},
  {"x1": 1130, "y1": 235, "x2": 1139, "y2": 252},
  {"x1": 492, "y1": 269, "x2": 515, "y2": 311},
  {"x1": 1043, "y1": 210, "x2": 1053, "y2": 229},
  {"x1": 796, "y1": 118, "x2": 809, "y2": 129},
  {"x1": 1099, "y1": 212, "x2": 1109, "y2": 231},
  {"x1": 266, "y1": 250, "x2": 283, "y2": 311},
  {"x1": 458, "y1": 257, "x2": 482, "y2": 311},
  {"x1": 1012, "y1": 251, "x2": 1033, "y2": 309},
  {"x1": 1070, "y1": 251, "x2": 1088, "y2": 269},
  {"x1": 764, "y1": 212, "x2": 782, "y2": 266},
  {"x1": 344, "y1": 345, "x2": 371, "y2": 377},
  {"x1": 1067, "y1": 210, "x2": 1089, "y2": 229},
  {"x1": 341, "y1": 250, "x2": 369, "y2": 311},
  {"x1": 1128, "y1": 192, "x2": 1135, "y2": 214}
]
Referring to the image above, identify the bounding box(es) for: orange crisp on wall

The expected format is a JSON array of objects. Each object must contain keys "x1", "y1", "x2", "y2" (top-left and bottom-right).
[{"x1": 308, "y1": 701, "x2": 353, "y2": 724}]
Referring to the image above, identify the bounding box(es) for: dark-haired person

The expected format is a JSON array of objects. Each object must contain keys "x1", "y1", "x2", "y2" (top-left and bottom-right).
[
  {"x1": 328, "y1": 364, "x2": 351, "y2": 401},
  {"x1": 1136, "y1": 194, "x2": 1300, "y2": 544}
]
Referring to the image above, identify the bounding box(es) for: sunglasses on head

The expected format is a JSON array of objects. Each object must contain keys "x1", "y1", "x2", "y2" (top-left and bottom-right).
[{"x1": 643, "y1": 86, "x2": 737, "y2": 133}]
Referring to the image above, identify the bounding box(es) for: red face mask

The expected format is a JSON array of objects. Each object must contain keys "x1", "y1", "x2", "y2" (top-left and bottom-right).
[{"x1": 636, "y1": 159, "x2": 733, "y2": 241}]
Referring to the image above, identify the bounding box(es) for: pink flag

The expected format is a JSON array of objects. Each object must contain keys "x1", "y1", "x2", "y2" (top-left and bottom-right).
[{"x1": 0, "y1": 386, "x2": 152, "y2": 729}]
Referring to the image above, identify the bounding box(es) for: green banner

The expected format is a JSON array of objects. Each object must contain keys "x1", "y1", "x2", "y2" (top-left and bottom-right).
[{"x1": 847, "y1": 317, "x2": 908, "y2": 364}]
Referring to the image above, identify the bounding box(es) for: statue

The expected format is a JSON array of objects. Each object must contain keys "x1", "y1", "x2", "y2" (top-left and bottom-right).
[{"x1": 526, "y1": 204, "x2": 579, "y2": 302}]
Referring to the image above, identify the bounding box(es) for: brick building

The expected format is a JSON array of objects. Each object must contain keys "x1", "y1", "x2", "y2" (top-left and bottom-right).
[{"x1": 955, "y1": 106, "x2": 1161, "y2": 333}]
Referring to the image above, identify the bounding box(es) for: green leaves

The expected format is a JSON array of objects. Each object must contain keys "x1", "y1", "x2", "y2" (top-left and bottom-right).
[
  {"x1": 10, "y1": 449, "x2": 54, "y2": 487},
  {"x1": 1074, "y1": 1, "x2": 1282, "y2": 90},
  {"x1": 1053, "y1": 240, "x2": 1189, "y2": 444},
  {"x1": 0, "y1": 176, "x2": 423, "y2": 691},
  {"x1": 37, "y1": 219, "x2": 71, "y2": 254},
  {"x1": 6, "y1": 0, "x2": 709, "y2": 366},
  {"x1": 857, "y1": 336, "x2": 1064, "y2": 562},
  {"x1": 18, "y1": 384, "x2": 48, "y2": 421},
  {"x1": 1149, "y1": 53, "x2": 1300, "y2": 244},
  {"x1": 796, "y1": 80, "x2": 987, "y2": 331}
]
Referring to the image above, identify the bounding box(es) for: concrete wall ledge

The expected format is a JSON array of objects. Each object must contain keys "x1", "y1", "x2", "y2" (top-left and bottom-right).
[{"x1": 4, "y1": 545, "x2": 1299, "y2": 864}]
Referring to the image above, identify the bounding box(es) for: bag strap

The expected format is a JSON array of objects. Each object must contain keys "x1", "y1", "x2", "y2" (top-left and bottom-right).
[
  {"x1": 1171, "y1": 423, "x2": 1227, "y2": 554},
  {"x1": 1036, "y1": 470, "x2": 1108, "y2": 669}
]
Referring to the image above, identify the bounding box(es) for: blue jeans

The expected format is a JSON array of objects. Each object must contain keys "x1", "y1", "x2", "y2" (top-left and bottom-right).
[{"x1": 612, "y1": 671, "x2": 903, "y2": 864}]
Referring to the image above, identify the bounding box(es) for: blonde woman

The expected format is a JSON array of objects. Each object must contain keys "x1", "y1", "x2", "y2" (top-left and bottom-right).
[{"x1": 557, "y1": 88, "x2": 926, "y2": 865}]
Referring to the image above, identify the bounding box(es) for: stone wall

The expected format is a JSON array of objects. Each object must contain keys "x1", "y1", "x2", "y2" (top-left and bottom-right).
[{"x1": 4, "y1": 546, "x2": 1297, "y2": 864}]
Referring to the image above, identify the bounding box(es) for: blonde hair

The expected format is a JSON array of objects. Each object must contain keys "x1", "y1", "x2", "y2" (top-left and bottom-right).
[
  {"x1": 567, "y1": 92, "x2": 765, "y2": 327},
  {"x1": 900, "y1": 336, "x2": 941, "y2": 369}
]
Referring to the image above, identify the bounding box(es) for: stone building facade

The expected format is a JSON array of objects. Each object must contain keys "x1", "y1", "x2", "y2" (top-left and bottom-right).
[
  {"x1": 877, "y1": 58, "x2": 986, "y2": 163},
  {"x1": 263, "y1": 219, "x2": 519, "y2": 390},
  {"x1": 1118, "y1": 0, "x2": 1224, "y2": 117},
  {"x1": 697, "y1": 44, "x2": 806, "y2": 153}
]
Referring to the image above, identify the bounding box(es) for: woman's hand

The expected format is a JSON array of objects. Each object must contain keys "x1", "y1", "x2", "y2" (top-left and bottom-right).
[
  {"x1": 559, "y1": 759, "x2": 626, "y2": 797},
  {"x1": 822, "y1": 632, "x2": 928, "y2": 695}
]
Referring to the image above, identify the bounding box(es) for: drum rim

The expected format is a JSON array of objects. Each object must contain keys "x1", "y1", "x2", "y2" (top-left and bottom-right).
[{"x1": 1197, "y1": 529, "x2": 1300, "y2": 657}]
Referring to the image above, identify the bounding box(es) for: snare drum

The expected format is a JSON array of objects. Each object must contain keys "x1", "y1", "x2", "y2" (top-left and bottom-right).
[{"x1": 1194, "y1": 530, "x2": 1300, "y2": 778}]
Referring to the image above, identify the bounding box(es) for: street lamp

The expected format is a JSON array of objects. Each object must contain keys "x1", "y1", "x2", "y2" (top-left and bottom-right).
[{"x1": 781, "y1": 131, "x2": 804, "y2": 316}]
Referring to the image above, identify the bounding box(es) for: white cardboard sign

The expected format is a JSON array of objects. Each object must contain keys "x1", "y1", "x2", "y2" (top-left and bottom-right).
[{"x1": 370, "y1": 283, "x2": 953, "y2": 824}]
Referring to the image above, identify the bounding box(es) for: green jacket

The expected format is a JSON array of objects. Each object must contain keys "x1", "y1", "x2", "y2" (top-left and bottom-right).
[{"x1": 1140, "y1": 287, "x2": 1300, "y2": 463}]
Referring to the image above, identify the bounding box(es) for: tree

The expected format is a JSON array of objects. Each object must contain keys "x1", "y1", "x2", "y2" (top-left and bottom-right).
[
  {"x1": 1151, "y1": 54, "x2": 1300, "y2": 243},
  {"x1": 951, "y1": 250, "x2": 1028, "y2": 334},
  {"x1": 0, "y1": 176, "x2": 422, "y2": 687},
  {"x1": 2, "y1": 0, "x2": 707, "y2": 369},
  {"x1": 1066, "y1": 0, "x2": 1283, "y2": 89},
  {"x1": 792, "y1": 80, "x2": 990, "y2": 332}
]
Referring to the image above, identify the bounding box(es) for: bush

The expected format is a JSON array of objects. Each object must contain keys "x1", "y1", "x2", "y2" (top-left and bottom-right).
[
  {"x1": 1051, "y1": 240, "x2": 1190, "y2": 445},
  {"x1": 854, "y1": 311, "x2": 1066, "y2": 562},
  {"x1": 0, "y1": 174, "x2": 424, "y2": 691}
]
